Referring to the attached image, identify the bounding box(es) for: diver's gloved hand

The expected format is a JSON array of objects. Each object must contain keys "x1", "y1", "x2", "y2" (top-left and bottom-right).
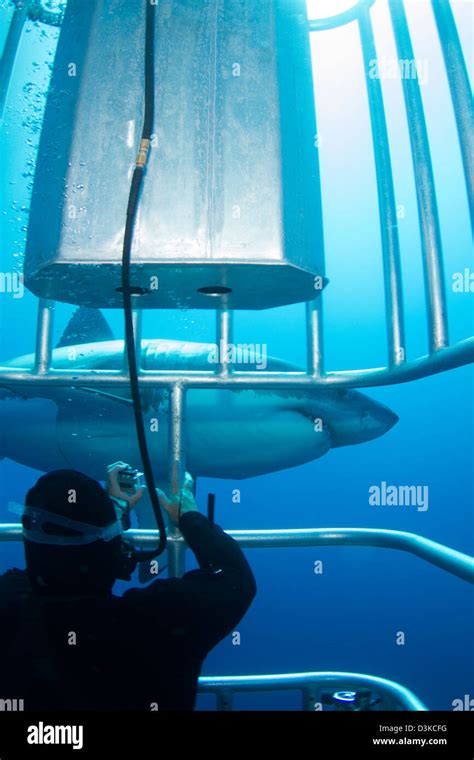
[
  {"x1": 106, "y1": 461, "x2": 145, "y2": 509},
  {"x1": 156, "y1": 472, "x2": 199, "y2": 526}
]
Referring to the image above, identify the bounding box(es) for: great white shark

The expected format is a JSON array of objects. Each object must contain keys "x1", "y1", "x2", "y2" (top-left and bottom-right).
[{"x1": 0, "y1": 308, "x2": 398, "y2": 525}]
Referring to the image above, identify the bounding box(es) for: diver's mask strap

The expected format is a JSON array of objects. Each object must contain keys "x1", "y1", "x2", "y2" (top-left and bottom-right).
[{"x1": 8, "y1": 502, "x2": 123, "y2": 546}]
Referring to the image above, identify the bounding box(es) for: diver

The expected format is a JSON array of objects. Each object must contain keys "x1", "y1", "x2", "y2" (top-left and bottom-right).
[{"x1": 0, "y1": 465, "x2": 256, "y2": 711}]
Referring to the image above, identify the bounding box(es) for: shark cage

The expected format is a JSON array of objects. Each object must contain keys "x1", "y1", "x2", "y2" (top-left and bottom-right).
[{"x1": 0, "y1": 0, "x2": 472, "y2": 711}]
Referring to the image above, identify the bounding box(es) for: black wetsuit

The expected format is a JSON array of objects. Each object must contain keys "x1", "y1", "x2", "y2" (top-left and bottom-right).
[{"x1": 0, "y1": 512, "x2": 256, "y2": 711}]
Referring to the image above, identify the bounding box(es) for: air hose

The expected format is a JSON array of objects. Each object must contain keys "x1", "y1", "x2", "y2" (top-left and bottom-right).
[{"x1": 121, "y1": 0, "x2": 167, "y2": 561}]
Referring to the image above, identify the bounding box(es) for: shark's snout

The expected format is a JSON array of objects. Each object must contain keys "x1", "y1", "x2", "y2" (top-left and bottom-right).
[
  {"x1": 361, "y1": 401, "x2": 399, "y2": 441},
  {"x1": 304, "y1": 388, "x2": 399, "y2": 448}
]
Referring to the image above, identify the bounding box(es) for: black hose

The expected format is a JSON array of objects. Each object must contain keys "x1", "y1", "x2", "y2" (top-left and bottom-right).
[
  {"x1": 142, "y1": 0, "x2": 155, "y2": 140},
  {"x1": 121, "y1": 0, "x2": 167, "y2": 560}
]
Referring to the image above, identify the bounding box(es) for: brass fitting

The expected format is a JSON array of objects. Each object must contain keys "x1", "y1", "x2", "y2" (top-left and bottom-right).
[{"x1": 136, "y1": 138, "x2": 151, "y2": 168}]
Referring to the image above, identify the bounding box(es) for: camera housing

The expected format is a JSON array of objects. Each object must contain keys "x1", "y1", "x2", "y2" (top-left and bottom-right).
[{"x1": 117, "y1": 467, "x2": 144, "y2": 494}]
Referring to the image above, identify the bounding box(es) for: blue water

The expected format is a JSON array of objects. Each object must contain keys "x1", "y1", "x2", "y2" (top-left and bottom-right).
[{"x1": 0, "y1": 0, "x2": 472, "y2": 711}]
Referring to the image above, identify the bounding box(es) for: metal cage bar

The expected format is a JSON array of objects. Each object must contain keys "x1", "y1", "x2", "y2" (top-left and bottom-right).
[
  {"x1": 308, "y1": 0, "x2": 376, "y2": 33},
  {"x1": 33, "y1": 299, "x2": 54, "y2": 375},
  {"x1": 216, "y1": 307, "x2": 233, "y2": 377},
  {"x1": 198, "y1": 671, "x2": 428, "y2": 711},
  {"x1": 0, "y1": 0, "x2": 66, "y2": 121},
  {"x1": 358, "y1": 4, "x2": 406, "y2": 367},
  {"x1": 431, "y1": 0, "x2": 474, "y2": 234},
  {"x1": 0, "y1": 2, "x2": 29, "y2": 120},
  {"x1": 1, "y1": 336, "x2": 472, "y2": 389},
  {"x1": 2, "y1": 524, "x2": 471, "y2": 583},
  {"x1": 388, "y1": 0, "x2": 449, "y2": 353},
  {"x1": 166, "y1": 383, "x2": 187, "y2": 578},
  {"x1": 132, "y1": 309, "x2": 142, "y2": 370},
  {"x1": 305, "y1": 299, "x2": 325, "y2": 376},
  {"x1": 121, "y1": 526, "x2": 474, "y2": 584}
]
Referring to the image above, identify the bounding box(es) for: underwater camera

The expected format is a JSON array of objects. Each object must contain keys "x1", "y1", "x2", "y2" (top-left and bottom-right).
[{"x1": 117, "y1": 467, "x2": 144, "y2": 495}]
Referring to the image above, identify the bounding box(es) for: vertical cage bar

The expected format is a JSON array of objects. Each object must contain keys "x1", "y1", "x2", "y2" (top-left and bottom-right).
[
  {"x1": 33, "y1": 299, "x2": 55, "y2": 374},
  {"x1": 389, "y1": 0, "x2": 448, "y2": 353},
  {"x1": 216, "y1": 308, "x2": 233, "y2": 376},
  {"x1": 302, "y1": 685, "x2": 320, "y2": 711},
  {"x1": 167, "y1": 533, "x2": 186, "y2": 580},
  {"x1": 0, "y1": 3, "x2": 28, "y2": 120},
  {"x1": 216, "y1": 689, "x2": 233, "y2": 711},
  {"x1": 431, "y1": 0, "x2": 474, "y2": 234},
  {"x1": 306, "y1": 299, "x2": 324, "y2": 376},
  {"x1": 167, "y1": 384, "x2": 187, "y2": 578},
  {"x1": 132, "y1": 308, "x2": 142, "y2": 369},
  {"x1": 358, "y1": 4, "x2": 406, "y2": 367},
  {"x1": 168, "y1": 384, "x2": 186, "y2": 494},
  {"x1": 305, "y1": 7, "x2": 327, "y2": 378}
]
